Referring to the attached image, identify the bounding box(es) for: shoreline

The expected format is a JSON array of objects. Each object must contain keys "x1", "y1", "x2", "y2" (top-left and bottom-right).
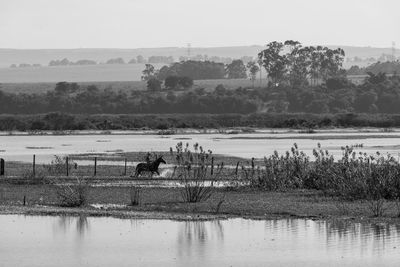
[
  {"x1": 1, "y1": 185, "x2": 400, "y2": 225},
  {"x1": 1, "y1": 204, "x2": 400, "y2": 225},
  {"x1": 1, "y1": 126, "x2": 400, "y2": 137}
]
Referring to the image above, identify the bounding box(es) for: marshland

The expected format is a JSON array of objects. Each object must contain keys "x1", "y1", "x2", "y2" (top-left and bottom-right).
[{"x1": 2, "y1": 0, "x2": 400, "y2": 263}]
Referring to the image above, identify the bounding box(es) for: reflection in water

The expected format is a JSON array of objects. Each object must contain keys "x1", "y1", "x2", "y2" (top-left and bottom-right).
[
  {"x1": 177, "y1": 221, "x2": 224, "y2": 260},
  {"x1": 54, "y1": 215, "x2": 90, "y2": 238},
  {"x1": 314, "y1": 220, "x2": 400, "y2": 257},
  {"x1": 1, "y1": 215, "x2": 400, "y2": 267}
]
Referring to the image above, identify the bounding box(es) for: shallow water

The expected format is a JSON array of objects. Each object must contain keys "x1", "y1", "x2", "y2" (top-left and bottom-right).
[
  {"x1": 1, "y1": 215, "x2": 400, "y2": 267},
  {"x1": 2, "y1": 131, "x2": 400, "y2": 163}
]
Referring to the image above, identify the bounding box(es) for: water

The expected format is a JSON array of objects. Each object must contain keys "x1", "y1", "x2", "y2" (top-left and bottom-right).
[
  {"x1": 1, "y1": 215, "x2": 400, "y2": 266},
  {"x1": 2, "y1": 131, "x2": 400, "y2": 163}
]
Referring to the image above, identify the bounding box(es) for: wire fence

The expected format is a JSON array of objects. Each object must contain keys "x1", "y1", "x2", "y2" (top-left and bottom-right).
[
  {"x1": 0, "y1": 154, "x2": 251, "y2": 180},
  {"x1": 0, "y1": 155, "x2": 132, "y2": 178}
]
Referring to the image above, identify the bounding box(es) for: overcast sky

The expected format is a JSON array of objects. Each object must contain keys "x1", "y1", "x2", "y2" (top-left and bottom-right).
[{"x1": 0, "y1": 0, "x2": 399, "y2": 49}]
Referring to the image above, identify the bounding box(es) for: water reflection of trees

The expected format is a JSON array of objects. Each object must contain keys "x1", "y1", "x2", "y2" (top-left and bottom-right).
[
  {"x1": 54, "y1": 215, "x2": 90, "y2": 237},
  {"x1": 177, "y1": 220, "x2": 224, "y2": 259},
  {"x1": 316, "y1": 220, "x2": 400, "y2": 255},
  {"x1": 263, "y1": 218, "x2": 400, "y2": 256}
]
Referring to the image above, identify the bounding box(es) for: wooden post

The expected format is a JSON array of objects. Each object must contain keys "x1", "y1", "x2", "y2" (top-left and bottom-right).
[
  {"x1": 33, "y1": 155, "x2": 36, "y2": 177},
  {"x1": 94, "y1": 157, "x2": 97, "y2": 176},
  {"x1": 66, "y1": 157, "x2": 69, "y2": 177},
  {"x1": 124, "y1": 158, "x2": 127, "y2": 176},
  {"x1": 0, "y1": 158, "x2": 4, "y2": 176},
  {"x1": 235, "y1": 161, "x2": 240, "y2": 176},
  {"x1": 211, "y1": 157, "x2": 214, "y2": 176}
]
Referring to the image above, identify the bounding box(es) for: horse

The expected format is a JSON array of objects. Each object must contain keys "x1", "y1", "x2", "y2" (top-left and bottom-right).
[{"x1": 134, "y1": 156, "x2": 166, "y2": 177}]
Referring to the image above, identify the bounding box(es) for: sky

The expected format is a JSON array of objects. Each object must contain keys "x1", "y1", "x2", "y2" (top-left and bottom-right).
[{"x1": 0, "y1": 0, "x2": 399, "y2": 49}]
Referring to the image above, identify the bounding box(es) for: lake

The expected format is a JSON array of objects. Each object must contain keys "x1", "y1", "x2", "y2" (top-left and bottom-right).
[
  {"x1": 0, "y1": 215, "x2": 399, "y2": 267},
  {"x1": 2, "y1": 130, "x2": 400, "y2": 164}
]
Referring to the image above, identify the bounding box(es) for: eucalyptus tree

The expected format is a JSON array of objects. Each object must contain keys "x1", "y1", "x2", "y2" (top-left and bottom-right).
[
  {"x1": 284, "y1": 40, "x2": 311, "y2": 87},
  {"x1": 225, "y1": 59, "x2": 247, "y2": 79},
  {"x1": 258, "y1": 41, "x2": 288, "y2": 85},
  {"x1": 246, "y1": 61, "x2": 260, "y2": 87}
]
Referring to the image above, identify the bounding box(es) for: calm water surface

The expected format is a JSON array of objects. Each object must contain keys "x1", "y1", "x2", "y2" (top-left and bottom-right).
[
  {"x1": 1, "y1": 215, "x2": 400, "y2": 267},
  {"x1": 2, "y1": 131, "x2": 400, "y2": 163}
]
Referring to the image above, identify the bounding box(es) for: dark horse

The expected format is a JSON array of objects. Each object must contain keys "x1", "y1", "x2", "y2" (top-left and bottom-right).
[{"x1": 134, "y1": 156, "x2": 166, "y2": 177}]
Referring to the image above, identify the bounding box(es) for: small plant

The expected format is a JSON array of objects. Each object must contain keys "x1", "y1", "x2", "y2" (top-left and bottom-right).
[
  {"x1": 55, "y1": 177, "x2": 88, "y2": 207},
  {"x1": 367, "y1": 198, "x2": 387, "y2": 217},
  {"x1": 130, "y1": 186, "x2": 142, "y2": 206}
]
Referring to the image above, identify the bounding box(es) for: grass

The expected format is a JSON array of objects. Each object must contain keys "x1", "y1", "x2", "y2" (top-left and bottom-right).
[
  {"x1": 1, "y1": 184, "x2": 400, "y2": 222},
  {"x1": 0, "y1": 64, "x2": 166, "y2": 84}
]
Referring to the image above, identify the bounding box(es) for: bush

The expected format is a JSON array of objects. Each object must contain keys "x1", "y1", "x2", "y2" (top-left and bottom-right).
[
  {"x1": 253, "y1": 143, "x2": 309, "y2": 190},
  {"x1": 171, "y1": 142, "x2": 222, "y2": 203},
  {"x1": 251, "y1": 143, "x2": 400, "y2": 216},
  {"x1": 55, "y1": 177, "x2": 88, "y2": 207}
]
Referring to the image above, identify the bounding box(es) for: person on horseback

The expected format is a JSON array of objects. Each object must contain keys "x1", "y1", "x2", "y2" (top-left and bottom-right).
[{"x1": 133, "y1": 155, "x2": 166, "y2": 177}]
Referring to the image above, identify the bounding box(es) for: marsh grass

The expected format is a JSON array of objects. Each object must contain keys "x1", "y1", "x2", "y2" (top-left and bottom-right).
[
  {"x1": 250, "y1": 143, "x2": 400, "y2": 217},
  {"x1": 171, "y1": 142, "x2": 223, "y2": 203}
]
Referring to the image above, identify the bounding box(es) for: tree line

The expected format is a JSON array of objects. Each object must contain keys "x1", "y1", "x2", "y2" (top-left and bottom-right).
[{"x1": 1, "y1": 73, "x2": 400, "y2": 115}]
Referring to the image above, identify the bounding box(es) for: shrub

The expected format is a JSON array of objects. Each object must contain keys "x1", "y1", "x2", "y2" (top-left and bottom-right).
[
  {"x1": 254, "y1": 143, "x2": 309, "y2": 191},
  {"x1": 55, "y1": 177, "x2": 88, "y2": 207},
  {"x1": 171, "y1": 142, "x2": 222, "y2": 203}
]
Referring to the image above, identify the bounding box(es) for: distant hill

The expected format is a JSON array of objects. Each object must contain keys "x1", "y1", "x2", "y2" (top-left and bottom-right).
[
  {"x1": 0, "y1": 45, "x2": 399, "y2": 83},
  {"x1": 1, "y1": 45, "x2": 399, "y2": 68}
]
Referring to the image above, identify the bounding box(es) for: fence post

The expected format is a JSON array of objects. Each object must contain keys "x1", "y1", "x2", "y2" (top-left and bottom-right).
[
  {"x1": 94, "y1": 157, "x2": 97, "y2": 176},
  {"x1": 0, "y1": 158, "x2": 4, "y2": 176},
  {"x1": 124, "y1": 158, "x2": 127, "y2": 176},
  {"x1": 33, "y1": 154, "x2": 36, "y2": 177},
  {"x1": 211, "y1": 157, "x2": 214, "y2": 176},
  {"x1": 66, "y1": 157, "x2": 69, "y2": 177}
]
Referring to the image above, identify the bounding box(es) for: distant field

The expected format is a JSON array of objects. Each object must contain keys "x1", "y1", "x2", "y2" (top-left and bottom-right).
[
  {"x1": 0, "y1": 78, "x2": 270, "y2": 94},
  {"x1": 0, "y1": 63, "x2": 166, "y2": 83},
  {"x1": 0, "y1": 75, "x2": 368, "y2": 94}
]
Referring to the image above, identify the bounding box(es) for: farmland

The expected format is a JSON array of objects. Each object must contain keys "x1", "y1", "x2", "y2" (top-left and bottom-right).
[
  {"x1": 0, "y1": 77, "x2": 268, "y2": 94},
  {"x1": 0, "y1": 63, "x2": 166, "y2": 84}
]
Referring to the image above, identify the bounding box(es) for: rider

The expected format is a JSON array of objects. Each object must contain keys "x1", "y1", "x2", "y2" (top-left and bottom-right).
[{"x1": 145, "y1": 152, "x2": 151, "y2": 164}]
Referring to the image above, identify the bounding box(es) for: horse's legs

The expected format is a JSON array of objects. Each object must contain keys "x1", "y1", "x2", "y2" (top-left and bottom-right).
[{"x1": 135, "y1": 168, "x2": 141, "y2": 177}]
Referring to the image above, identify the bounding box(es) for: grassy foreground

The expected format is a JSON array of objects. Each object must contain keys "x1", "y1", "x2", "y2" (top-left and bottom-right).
[{"x1": 1, "y1": 184, "x2": 400, "y2": 223}]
